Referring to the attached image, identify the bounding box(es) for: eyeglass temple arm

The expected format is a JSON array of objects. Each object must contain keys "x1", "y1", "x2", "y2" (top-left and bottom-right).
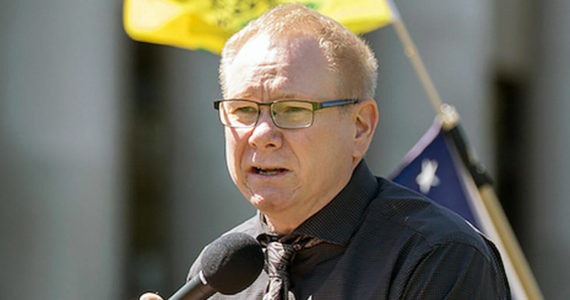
[{"x1": 316, "y1": 99, "x2": 360, "y2": 110}]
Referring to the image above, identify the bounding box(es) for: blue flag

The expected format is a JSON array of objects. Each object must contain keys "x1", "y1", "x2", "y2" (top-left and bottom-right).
[{"x1": 390, "y1": 120, "x2": 480, "y2": 229}]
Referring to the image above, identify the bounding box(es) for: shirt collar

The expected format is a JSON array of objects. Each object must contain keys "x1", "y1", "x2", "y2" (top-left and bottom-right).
[{"x1": 256, "y1": 160, "x2": 379, "y2": 246}]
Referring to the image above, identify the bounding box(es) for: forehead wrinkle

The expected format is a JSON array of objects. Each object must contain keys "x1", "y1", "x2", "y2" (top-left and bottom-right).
[
  {"x1": 229, "y1": 60, "x2": 295, "y2": 101},
  {"x1": 229, "y1": 66, "x2": 289, "y2": 100}
]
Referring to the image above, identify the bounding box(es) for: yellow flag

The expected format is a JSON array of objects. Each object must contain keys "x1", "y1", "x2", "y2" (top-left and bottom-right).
[{"x1": 124, "y1": 0, "x2": 396, "y2": 54}]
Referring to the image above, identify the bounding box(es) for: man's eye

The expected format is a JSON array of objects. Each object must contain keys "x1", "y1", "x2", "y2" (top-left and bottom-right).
[
  {"x1": 286, "y1": 106, "x2": 306, "y2": 112},
  {"x1": 279, "y1": 106, "x2": 310, "y2": 114},
  {"x1": 233, "y1": 106, "x2": 256, "y2": 113}
]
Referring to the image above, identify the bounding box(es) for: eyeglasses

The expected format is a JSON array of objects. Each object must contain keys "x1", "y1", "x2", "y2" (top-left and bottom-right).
[{"x1": 213, "y1": 99, "x2": 360, "y2": 129}]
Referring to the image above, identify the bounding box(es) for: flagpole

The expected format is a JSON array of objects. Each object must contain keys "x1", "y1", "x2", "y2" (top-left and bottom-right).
[
  {"x1": 445, "y1": 117, "x2": 545, "y2": 300},
  {"x1": 388, "y1": 4, "x2": 544, "y2": 300},
  {"x1": 390, "y1": 17, "x2": 448, "y2": 123}
]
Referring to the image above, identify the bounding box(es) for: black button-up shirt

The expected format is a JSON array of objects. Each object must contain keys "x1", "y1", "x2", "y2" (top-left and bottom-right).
[{"x1": 188, "y1": 161, "x2": 510, "y2": 299}]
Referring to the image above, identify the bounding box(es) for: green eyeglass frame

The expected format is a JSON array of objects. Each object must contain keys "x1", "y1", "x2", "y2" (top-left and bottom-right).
[{"x1": 213, "y1": 99, "x2": 360, "y2": 129}]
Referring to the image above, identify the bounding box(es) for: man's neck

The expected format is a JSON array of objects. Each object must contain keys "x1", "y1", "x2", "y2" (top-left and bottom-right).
[
  {"x1": 262, "y1": 160, "x2": 362, "y2": 235},
  {"x1": 264, "y1": 217, "x2": 297, "y2": 235},
  {"x1": 262, "y1": 204, "x2": 323, "y2": 234}
]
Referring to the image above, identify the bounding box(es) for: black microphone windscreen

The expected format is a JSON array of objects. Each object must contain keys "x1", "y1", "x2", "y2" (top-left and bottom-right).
[{"x1": 200, "y1": 232, "x2": 264, "y2": 295}]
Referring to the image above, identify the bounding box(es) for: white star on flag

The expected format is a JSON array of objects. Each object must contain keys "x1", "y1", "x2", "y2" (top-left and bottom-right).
[{"x1": 416, "y1": 159, "x2": 440, "y2": 194}]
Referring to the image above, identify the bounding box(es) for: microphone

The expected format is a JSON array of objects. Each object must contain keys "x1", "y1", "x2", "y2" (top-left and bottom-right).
[{"x1": 168, "y1": 232, "x2": 264, "y2": 300}]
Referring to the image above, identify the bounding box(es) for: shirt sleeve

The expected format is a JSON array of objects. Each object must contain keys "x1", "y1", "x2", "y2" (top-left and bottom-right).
[{"x1": 400, "y1": 242, "x2": 510, "y2": 300}]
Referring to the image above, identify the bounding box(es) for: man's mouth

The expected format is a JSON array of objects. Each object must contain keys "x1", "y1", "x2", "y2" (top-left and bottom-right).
[{"x1": 252, "y1": 167, "x2": 288, "y2": 176}]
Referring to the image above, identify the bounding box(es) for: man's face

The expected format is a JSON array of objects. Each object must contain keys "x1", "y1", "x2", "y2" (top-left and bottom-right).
[{"x1": 222, "y1": 33, "x2": 359, "y2": 224}]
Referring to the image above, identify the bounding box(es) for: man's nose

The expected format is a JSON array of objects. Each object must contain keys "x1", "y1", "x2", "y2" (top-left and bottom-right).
[{"x1": 248, "y1": 109, "x2": 282, "y2": 150}]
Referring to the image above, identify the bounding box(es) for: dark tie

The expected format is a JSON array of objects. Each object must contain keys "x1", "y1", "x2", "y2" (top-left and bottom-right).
[
  {"x1": 263, "y1": 241, "x2": 295, "y2": 300},
  {"x1": 258, "y1": 234, "x2": 322, "y2": 300}
]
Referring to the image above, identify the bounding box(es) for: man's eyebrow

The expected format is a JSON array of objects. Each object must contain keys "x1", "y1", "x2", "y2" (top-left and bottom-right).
[
  {"x1": 231, "y1": 92, "x2": 309, "y2": 101},
  {"x1": 273, "y1": 95, "x2": 300, "y2": 100},
  {"x1": 269, "y1": 92, "x2": 309, "y2": 100}
]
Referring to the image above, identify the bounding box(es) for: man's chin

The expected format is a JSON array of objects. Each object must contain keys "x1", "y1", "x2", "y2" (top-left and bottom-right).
[{"x1": 249, "y1": 194, "x2": 292, "y2": 213}]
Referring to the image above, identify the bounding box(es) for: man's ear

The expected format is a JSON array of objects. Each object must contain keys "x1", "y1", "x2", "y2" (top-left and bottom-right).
[{"x1": 352, "y1": 98, "x2": 379, "y2": 160}]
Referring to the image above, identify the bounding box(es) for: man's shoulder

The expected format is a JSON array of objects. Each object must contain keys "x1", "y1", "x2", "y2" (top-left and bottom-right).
[
  {"x1": 325, "y1": 177, "x2": 510, "y2": 298},
  {"x1": 368, "y1": 178, "x2": 487, "y2": 250}
]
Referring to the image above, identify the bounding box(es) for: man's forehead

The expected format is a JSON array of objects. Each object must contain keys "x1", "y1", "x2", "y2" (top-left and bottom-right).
[
  {"x1": 224, "y1": 33, "x2": 336, "y2": 100},
  {"x1": 232, "y1": 33, "x2": 323, "y2": 68}
]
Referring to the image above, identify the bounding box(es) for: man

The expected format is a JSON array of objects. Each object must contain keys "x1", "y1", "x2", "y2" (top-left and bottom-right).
[{"x1": 142, "y1": 4, "x2": 510, "y2": 300}]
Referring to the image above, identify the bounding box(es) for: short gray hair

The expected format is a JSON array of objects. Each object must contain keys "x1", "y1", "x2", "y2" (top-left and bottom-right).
[{"x1": 219, "y1": 4, "x2": 378, "y2": 100}]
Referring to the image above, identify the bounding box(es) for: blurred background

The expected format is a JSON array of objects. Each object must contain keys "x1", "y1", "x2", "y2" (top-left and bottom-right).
[{"x1": 1, "y1": 0, "x2": 568, "y2": 299}]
